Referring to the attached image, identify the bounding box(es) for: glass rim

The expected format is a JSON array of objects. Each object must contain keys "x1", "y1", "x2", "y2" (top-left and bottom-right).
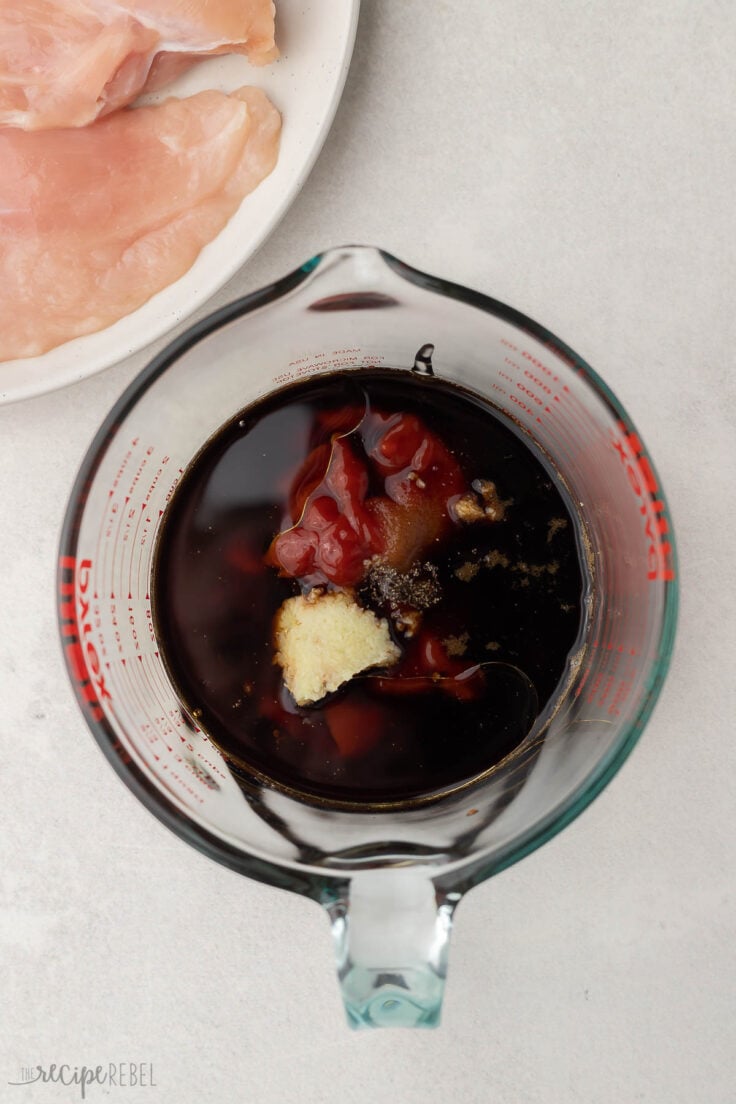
[{"x1": 57, "y1": 244, "x2": 679, "y2": 894}]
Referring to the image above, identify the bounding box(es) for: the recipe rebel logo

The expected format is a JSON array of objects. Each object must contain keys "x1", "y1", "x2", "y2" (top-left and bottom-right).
[{"x1": 8, "y1": 1062, "x2": 156, "y2": 1099}]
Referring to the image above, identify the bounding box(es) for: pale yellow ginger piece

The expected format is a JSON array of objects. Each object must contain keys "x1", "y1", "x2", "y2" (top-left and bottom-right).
[{"x1": 274, "y1": 590, "x2": 400, "y2": 706}]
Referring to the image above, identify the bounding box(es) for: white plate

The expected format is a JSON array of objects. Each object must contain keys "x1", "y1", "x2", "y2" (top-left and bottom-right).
[{"x1": 0, "y1": 0, "x2": 360, "y2": 405}]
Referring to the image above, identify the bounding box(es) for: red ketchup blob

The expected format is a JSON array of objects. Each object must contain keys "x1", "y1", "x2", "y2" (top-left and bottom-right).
[
  {"x1": 267, "y1": 408, "x2": 466, "y2": 587},
  {"x1": 372, "y1": 631, "x2": 486, "y2": 702},
  {"x1": 322, "y1": 697, "x2": 388, "y2": 758}
]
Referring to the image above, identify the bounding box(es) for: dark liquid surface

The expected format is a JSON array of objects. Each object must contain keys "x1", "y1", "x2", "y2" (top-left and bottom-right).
[{"x1": 152, "y1": 370, "x2": 585, "y2": 806}]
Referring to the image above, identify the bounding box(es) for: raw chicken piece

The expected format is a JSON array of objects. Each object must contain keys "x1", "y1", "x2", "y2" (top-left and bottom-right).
[
  {"x1": 0, "y1": 2, "x2": 157, "y2": 131},
  {"x1": 0, "y1": 0, "x2": 277, "y2": 131},
  {"x1": 129, "y1": 1, "x2": 278, "y2": 62},
  {"x1": 0, "y1": 86, "x2": 281, "y2": 360}
]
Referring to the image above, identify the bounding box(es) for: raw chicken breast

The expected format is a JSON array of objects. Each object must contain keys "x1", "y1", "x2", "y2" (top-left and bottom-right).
[
  {"x1": 0, "y1": 86, "x2": 281, "y2": 360},
  {"x1": 129, "y1": 1, "x2": 278, "y2": 62},
  {"x1": 0, "y1": 0, "x2": 277, "y2": 131}
]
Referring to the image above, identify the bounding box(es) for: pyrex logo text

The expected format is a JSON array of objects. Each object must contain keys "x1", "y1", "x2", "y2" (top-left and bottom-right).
[
  {"x1": 611, "y1": 422, "x2": 675, "y2": 582},
  {"x1": 59, "y1": 556, "x2": 112, "y2": 721}
]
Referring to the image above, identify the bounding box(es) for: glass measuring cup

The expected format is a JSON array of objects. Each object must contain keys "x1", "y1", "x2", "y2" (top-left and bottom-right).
[{"x1": 58, "y1": 245, "x2": 678, "y2": 1028}]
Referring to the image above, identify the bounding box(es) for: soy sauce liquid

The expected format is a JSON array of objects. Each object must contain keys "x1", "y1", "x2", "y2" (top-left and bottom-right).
[{"x1": 152, "y1": 370, "x2": 587, "y2": 807}]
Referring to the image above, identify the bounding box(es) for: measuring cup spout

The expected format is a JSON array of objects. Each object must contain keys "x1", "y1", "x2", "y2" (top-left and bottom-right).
[{"x1": 321, "y1": 870, "x2": 459, "y2": 1029}]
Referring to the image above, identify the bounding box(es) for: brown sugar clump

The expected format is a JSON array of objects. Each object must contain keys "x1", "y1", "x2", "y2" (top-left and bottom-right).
[
  {"x1": 484, "y1": 549, "x2": 511, "y2": 570},
  {"x1": 443, "y1": 632, "x2": 470, "y2": 657},
  {"x1": 452, "y1": 479, "x2": 507, "y2": 524},
  {"x1": 455, "y1": 561, "x2": 480, "y2": 583}
]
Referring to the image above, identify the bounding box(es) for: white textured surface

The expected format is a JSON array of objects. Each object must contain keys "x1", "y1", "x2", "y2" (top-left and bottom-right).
[{"x1": 1, "y1": 2, "x2": 735, "y2": 1102}]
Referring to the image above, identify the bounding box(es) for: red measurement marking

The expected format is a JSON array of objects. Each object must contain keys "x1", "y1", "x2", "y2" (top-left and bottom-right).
[
  {"x1": 547, "y1": 377, "x2": 598, "y2": 444},
  {"x1": 100, "y1": 653, "x2": 188, "y2": 780},
  {"x1": 105, "y1": 663, "x2": 149, "y2": 753},
  {"x1": 125, "y1": 441, "x2": 152, "y2": 499},
  {"x1": 134, "y1": 653, "x2": 177, "y2": 752},
  {"x1": 149, "y1": 656, "x2": 174, "y2": 707},
  {"x1": 141, "y1": 453, "x2": 170, "y2": 509},
  {"x1": 164, "y1": 470, "x2": 181, "y2": 505},
  {"x1": 515, "y1": 382, "x2": 546, "y2": 408},
  {"x1": 142, "y1": 650, "x2": 174, "y2": 708},
  {"x1": 101, "y1": 527, "x2": 116, "y2": 594},
  {"x1": 607, "y1": 676, "x2": 635, "y2": 718},
  {"x1": 559, "y1": 380, "x2": 593, "y2": 419},
  {"x1": 122, "y1": 654, "x2": 153, "y2": 724},
  {"x1": 611, "y1": 422, "x2": 675, "y2": 582},
  {"x1": 521, "y1": 350, "x2": 555, "y2": 378},
  {"x1": 180, "y1": 758, "x2": 218, "y2": 789},
  {"x1": 575, "y1": 665, "x2": 591, "y2": 698},
  {"x1": 503, "y1": 349, "x2": 604, "y2": 455},
  {"x1": 536, "y1": 402, "x2": 591, "y2": 474},
  {"x1": 132, "y1": 502, "x2": 146, "y2": 545},
  {"x1": 195, "y1": 747, "x2": 229, "y2": 783},
  {"x1": 515, "y1": 352, "x2": 598, "y2": 444},
  {"x1": 111, "y1": 448, "x2": 133, "y2": 492},
  {"x1": 166, "y1": 767, "x2": 205, "y2": 804},
  {"x1": 522, "y1": 366, "x2": 555, "y2": 396},
  {"x1": 509, "y1": 393, "x2": 541, "y2": 420},
  {"x1": 126, "y1": 503, "x2": 147, "y2": 599},
  {"x1": 540, "y1": 338, "x2": 578, "y2": 372},
  {"x1": 136, "y1": 545, "x2": 148, "y2": 599},
  {"x1": 578, "y1": 640, "x2": 643, "y2": 716},
  {"x1": 126, "y1": 656, "x2": 175, "y2": 754},
  {"x1": 94, "y1": 519, "x2": 106, "y2": 590},
  {"x1": 110, "y1": 495, "x2": 132, "y2": 587}
]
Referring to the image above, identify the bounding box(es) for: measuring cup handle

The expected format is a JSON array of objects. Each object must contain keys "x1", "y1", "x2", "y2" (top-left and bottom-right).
[{"x1": 321, "y1": 871, "x2": 459, "y2": 1029}]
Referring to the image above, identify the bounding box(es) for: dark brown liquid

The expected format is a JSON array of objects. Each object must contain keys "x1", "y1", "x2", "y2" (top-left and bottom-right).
[{"x1": 152, "y1": 370, "x2": 586, "y2": 806}]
